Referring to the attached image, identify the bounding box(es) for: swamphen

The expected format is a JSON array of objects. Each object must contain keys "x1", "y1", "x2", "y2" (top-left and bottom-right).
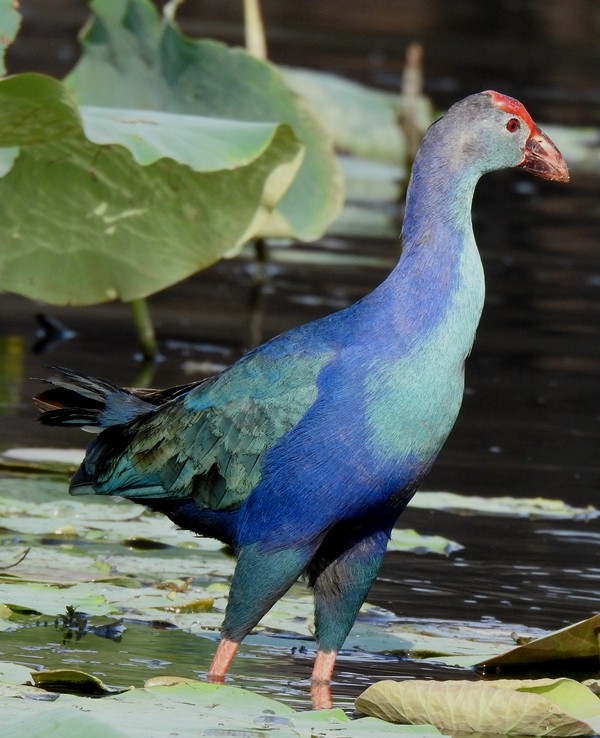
[{"x1": 35, "y1": 91, "x2": 568, "y2": 707}]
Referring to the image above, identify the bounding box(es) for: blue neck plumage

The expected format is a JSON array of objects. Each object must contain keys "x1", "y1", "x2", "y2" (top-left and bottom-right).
[{"x1": 364, "y1": 132, "x2": 486, "y2": 356}]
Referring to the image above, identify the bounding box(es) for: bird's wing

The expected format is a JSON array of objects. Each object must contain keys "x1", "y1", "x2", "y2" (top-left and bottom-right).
[{"x1": 80, "y1": 348, "x2": 333, "y2": 511}]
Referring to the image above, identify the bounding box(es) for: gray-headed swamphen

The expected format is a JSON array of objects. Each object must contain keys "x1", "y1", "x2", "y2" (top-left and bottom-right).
[{"x1": 35, "y1": 90, "x2": 569, "y2": 708}]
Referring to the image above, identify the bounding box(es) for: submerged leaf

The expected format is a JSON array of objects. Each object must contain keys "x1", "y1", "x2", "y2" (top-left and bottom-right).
[{"x1": 356, "y1": 678, "x2": 600, "y2": 736}]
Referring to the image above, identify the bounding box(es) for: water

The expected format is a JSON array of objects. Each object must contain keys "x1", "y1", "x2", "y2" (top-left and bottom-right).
[{"x1": 1, "y1": 0, "x2": 600, "y2": 713}]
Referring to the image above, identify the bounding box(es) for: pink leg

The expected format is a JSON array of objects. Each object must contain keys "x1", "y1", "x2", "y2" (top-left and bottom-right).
[
  {"x1": 311, "y1": 679, "x2": 333, "y2": 710},
  {"x1": 312, "y1": 649, "x2": 337, "y2": 683},
  {"x1": 310, "y1": 650, "x2": 337, "y2": 709},
  {"x1": 207, "y1": 638, "x2": 239, "y2": 682}
]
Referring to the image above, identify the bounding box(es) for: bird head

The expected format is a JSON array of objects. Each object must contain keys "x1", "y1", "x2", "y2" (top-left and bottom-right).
[
  {"x1": 485, "y1": 90, "x2": 569, "y2": 182},
  {"x1": 437, "y1": 91, "x2": 569, "y2": 183}
]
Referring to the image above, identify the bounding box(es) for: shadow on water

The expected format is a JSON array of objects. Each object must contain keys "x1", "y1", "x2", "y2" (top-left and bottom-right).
[{"x1": 1, "y1": 0, "x2": 600, "y2": 712}]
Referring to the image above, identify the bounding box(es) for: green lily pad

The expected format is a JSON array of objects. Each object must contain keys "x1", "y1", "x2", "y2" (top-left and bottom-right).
[
  {"x1": 356, "y1": 678, "x2": 600, "y2": 736},
  {"x1": 65, "y1": 0, "x2": 343, "y2": 241},
  {"x1": 0, "y1": 660, "x2": 32, "y2": 685},
  {"x1": 32, "y1": 668, "x2": 130, "y2": 696},
  {"x1": 0, "y1": 448, "x2": 85, "y2": 477},
  {"x1": 0, "y1": 581, "x2": 118, "y2": 617},
  {"x1": 0, "y1": 475, "x2": 86, "y2": 505},
  {"x1": 0, "y1": 72, "x2": 304, "y2": 305},
  {"x1": 0, "y1": 546, "x2": 136, "y2": 586},
  {"x1": 344, "y1": 616, "x2": 532, "y2": 662},
  {"x1": 479, "y1": 613, "x2": 600, "y2": 670},
  {"x1": 0, "y1": 74, "x2": 82, "y2": 146},
  {"x1": 388, "y1": 529, "x2": 462, "y2": 556},
  {"x1": 0, "y1": 473, "x2": 536, "y2": 654},
  {"x1": 282, "y1": 67, "x2": 432, "y2": 165},
  {"x1": 0, "y1": 678, "x2": 439, "y2": 738},
  {"x1": 412, "y1": 491, "x2": 599, "y2": 520}
]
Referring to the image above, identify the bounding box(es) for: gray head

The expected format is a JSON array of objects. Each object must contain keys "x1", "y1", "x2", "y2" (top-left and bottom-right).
[{"x1": 422, "y1": 90, "x2": 569, "y2": 182}]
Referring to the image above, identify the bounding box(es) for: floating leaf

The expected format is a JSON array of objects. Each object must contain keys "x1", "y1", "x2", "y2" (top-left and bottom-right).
[
  {"x1": 356, "y1": 678, "x2": 600, "y2": 736},
  {"x1": 7, "y1": 711, "x2": 132, "y2": 738},
  {"x1": 0, "y1": 474, "x2": 534, "y2": 651},
  {"x1": 0, "y1": 475, "x2": 220, "y2": 549},
  {"x1": 412, "y1": 491, "x2": 599, "y2": 520},
  {"x1": 0, "y1": 603, "x2": 12, "y2": 617},
  {"x1": 0, "y1": 581, "x2": 118, "y2": 617},
  {"x1": 344, "y1": 616, "x2": 534, "y2": 662},
  {"x1": 162, "y1": 597, "x2": 214, "y2": 614},
  {"x1": 0, "y1": 660, "x2": 31, "y2": 685},
  {"x1": 65, "y1": 0, "x2": 343, "y2": 241},
  {"x1": 143, "y1": 675, "x2": 200, "y2": 688},
  {"x1": 0, "y1": 678, "x2": 436, "y2": 738},
  {"x1": 0, "y1": 448, "x2": 84, "y2": 477},
  {"x1": 479, "y1": 613, "x2": 600, "y2": 670},
  {"x1": 0, "y1": 546, "x2": 135, "y2": 586},
  {"x1": 388, "y1": 529, "x2": 463, "y2": 556},
  {"x1": 32, "y1": 668, "x2": 130, "y2": 696},
  {"x1": 0, "y1": 72, "x2": 304, "y2": 305},
  {"x1": 0, "y1": 475, "x2": 85, "y2": 506}
]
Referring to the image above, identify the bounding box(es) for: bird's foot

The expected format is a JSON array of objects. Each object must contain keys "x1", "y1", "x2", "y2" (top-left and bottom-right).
[{"x1": 208, "y1": 637, "x2": 239, "y2": 683}]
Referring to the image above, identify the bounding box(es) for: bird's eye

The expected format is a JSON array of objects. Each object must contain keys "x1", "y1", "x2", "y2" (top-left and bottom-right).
[{"x1": 506, "y1": 118, "x2": 520, "y2": 133}]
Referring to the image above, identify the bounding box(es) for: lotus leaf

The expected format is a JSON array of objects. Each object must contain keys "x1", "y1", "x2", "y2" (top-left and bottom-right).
[
  {"x1": 0, "y1": 73, "x2": 304, "y2": 304},
  {"x1": 65, "y1": 0, "x2": 343, "y2": 241},
  {"x1": 356, "y1": 678, "x2": 600, "y2": 736}
]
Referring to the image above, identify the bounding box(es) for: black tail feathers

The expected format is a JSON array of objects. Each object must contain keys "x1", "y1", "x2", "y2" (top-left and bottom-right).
[{"x1": 34, "y1": 367, "x2": 155, "y2": 429}]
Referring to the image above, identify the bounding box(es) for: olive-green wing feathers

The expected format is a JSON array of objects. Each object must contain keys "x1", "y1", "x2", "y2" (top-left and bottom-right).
[{"x1": 81, "y1": 351, "x2": 332, "y2": 511}]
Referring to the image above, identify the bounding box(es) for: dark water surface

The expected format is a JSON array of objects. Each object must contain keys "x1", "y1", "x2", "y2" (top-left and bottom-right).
[{"x1": 1, "y1": 0, "x2": 599, "y2": 712}]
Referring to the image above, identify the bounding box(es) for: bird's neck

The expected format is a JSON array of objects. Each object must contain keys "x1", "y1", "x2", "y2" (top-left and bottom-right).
[{"x1": 366, "y1": 148, "x2": 486, "y2": 355}]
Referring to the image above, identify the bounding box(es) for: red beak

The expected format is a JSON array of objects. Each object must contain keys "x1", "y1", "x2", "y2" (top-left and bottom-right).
[{"x1": 519, "y1": 127, "x2": 569, "y2": 182}]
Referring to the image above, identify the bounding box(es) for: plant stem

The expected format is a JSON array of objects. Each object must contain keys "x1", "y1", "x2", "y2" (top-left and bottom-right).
[
  {"x1": 401, "y1": 42, "x2": 424, "y2": 163},
  {"x1": 128, "y1": 297, "x2": 158, "y2": 360},
  {"x1": 243, "y1": 0, "x2": 267, "y2": 59}
]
